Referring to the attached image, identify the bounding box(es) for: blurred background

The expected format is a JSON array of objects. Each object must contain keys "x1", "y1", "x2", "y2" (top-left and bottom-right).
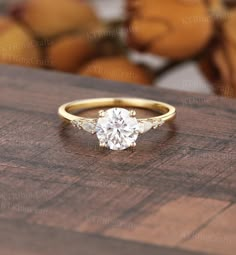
[{"x1": 0, "y1": 0, "x2": 235, "y2": 97}]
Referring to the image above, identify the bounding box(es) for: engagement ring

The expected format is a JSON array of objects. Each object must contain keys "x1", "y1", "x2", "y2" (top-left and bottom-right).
[{"x1": 58, "y1": 98, "x2": 176, "y2": 150}]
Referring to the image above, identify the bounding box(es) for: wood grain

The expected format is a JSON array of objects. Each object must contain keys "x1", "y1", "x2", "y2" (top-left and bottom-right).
[{"x1": 0, "y1": 64, "x2": 235, "y2": 255}]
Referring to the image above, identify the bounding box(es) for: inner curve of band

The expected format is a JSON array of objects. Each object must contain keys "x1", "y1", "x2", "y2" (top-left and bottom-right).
[
  {"x1": 66, "y1": 98, "x2": 171, "y2": 114},
  {"x1": 59, "y1": 98, "x2": 176, "y2": 123}
]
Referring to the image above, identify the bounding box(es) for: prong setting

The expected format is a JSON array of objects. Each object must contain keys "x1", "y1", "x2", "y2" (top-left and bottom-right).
[
  {"x1": 98, "y1": 110, "x2": 105, "y2": 117},
  {"x1": 99, "y1": 141, "x2": 107, "y2": 148},
  {"x1": 129, "y1": 110, "x2": 136, "y2": 117}
]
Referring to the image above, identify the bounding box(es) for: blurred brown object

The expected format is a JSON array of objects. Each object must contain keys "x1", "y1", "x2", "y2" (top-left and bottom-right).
[
  {"x1": 223, "y1": 0, "x2": 236, "y2": 8},
  {"x1": 79, "y1": 57, "x2": 154, "y2": 85},
  {"x1": 200, "y1": 8, "x2": 236, "y2": 97},
  {"x1": 47, "y1": 34, "x2": 95, "y2": 73},
  {"x1": 127, "y1": 0, "x2": 214, "y2": 59},
  {"x1": 10, "y1": 0, "x2": 101, "y2": 38},
  {"x1": 0, "y1": 16, "x2": 41, "y2": 67}
]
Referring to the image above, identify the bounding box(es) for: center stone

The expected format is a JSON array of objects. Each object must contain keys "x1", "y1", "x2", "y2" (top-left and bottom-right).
[{"x1": 96, "y1": 108, "x2": 139, "y2": 150}]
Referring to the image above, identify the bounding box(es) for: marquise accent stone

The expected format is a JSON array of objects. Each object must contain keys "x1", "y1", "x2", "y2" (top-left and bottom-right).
[
  {"x1": 138, "y1": 121, "x2": 153, "y2": 134},
  {"x1": 71, "y1": 119, "x2": 96, "y2": 134},
  {"x1": 138, "y1": 119, "x2": 164, "y2": 133},
  {"x1": 81, "y1": 120, "x2": 96, "y2": 134}
]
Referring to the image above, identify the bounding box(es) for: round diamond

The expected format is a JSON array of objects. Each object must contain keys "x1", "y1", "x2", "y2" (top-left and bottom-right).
[{"x1": 96, "y1": 108, "x2": 139, "y2": 150}]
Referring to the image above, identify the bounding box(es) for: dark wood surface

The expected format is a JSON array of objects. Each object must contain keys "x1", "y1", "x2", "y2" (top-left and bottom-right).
[{"x1": 0, "y1": 64, "x2": 235, "y2": 255}]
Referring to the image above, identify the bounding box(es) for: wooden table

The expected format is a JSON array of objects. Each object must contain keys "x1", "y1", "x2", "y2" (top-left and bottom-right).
[{"x1": 0, "y1": 65, "x2": 235, "y2": 255}]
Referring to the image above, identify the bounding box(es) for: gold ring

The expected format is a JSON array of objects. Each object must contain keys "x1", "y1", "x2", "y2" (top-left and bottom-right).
[{"x1": 58, "y1": 98, "x2": 176, "y2": 150}]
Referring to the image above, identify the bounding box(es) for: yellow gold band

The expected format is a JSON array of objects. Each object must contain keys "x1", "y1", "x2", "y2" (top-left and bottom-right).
[{"x1": 58, "y1": 97, "x2": 176, "y2": 123}]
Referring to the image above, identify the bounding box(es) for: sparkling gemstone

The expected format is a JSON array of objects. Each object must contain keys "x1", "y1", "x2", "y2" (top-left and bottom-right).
[
  {"x1": 153, "y1": 119, "x2": 164, "y2": 129},
  {"x1": 96, "y1": 108, "x2": 139, "y2": 150},
  {"x1": 71, "y1": 119, "x2": 81, "y2": 128},
  {"x1": 138, "y1": 121, "x2": 153, "y2": 134},
  {"x1": 81, "y1": 120, "x2": 96, "y2": 134}
]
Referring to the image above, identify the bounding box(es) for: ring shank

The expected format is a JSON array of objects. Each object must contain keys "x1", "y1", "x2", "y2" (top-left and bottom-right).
[{"x1": 58, "y1": 98, "x2": 176, "y2": 122}]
